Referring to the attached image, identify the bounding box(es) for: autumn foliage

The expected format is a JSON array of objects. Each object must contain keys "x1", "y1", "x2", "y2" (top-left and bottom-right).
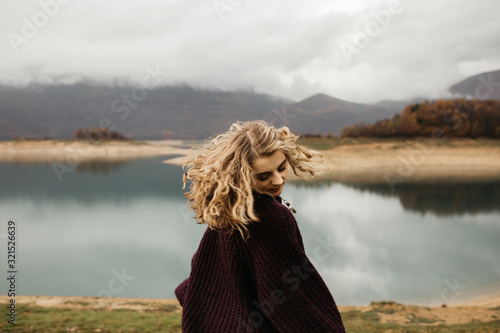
[
  {"x1": 73, "y1": 127, "x2": 128, "y2": 141},
  {"x1": 341, "y1": 99, "x2": 500, "y2": 138}
]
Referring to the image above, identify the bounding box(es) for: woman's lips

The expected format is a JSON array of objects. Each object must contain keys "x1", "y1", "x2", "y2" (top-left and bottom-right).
[{"x1": 270, "y1": 185, "x2": 281, "y2": 192}]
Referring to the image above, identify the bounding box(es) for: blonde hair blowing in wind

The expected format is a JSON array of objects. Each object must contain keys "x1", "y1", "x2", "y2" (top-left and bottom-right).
[{"x1": 181, "y1": 119, "x2": 329, "y2": 240}]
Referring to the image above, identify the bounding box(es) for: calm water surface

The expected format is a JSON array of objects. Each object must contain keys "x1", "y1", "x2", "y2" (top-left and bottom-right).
[{"x1": 0, "y1": 156, "x2": 499, "y2": 306}]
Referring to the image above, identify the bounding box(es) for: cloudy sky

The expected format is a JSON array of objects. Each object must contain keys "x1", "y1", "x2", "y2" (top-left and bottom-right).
[{"x1": 1, "y1": 0, "x2": 499, "y2": 104}]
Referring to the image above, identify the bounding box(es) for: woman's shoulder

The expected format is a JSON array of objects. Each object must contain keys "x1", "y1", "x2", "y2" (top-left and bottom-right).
[
  {"x1": 250, "y1": 192, "x2": 298, "y2": 239},
  {"x1": 252, "y1": 192, "x2": 292, "y2": 220}
]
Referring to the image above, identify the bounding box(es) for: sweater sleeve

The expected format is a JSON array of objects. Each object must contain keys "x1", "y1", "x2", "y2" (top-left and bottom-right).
[
  {"x1": 174, "y1": 278, "x2": 189, "y2": 307},
  {"x1": 244, "y1": 203, "x2": 345, "y2": 332}
]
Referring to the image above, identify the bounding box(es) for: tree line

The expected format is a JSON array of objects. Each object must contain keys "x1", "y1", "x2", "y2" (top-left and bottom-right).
[
  {"x1": 73, "y1": 127, "x2": 128, "y2": 141},
  {"x1": 341, "y1": 99, "x2": 500, "y2": 138}
]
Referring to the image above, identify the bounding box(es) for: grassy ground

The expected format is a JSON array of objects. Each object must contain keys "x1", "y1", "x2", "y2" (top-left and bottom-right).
[{"x1": 1, "y1": 303, "x2": 499, "y2": 332}]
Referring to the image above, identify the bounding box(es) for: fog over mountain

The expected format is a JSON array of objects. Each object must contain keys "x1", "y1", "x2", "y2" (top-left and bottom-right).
[
  {"x1": 1, "y1": 1, "x2": 499, "y2": 104},
  {"x1": 1, "y1": 69, "x2": 497, "y2": 140}
]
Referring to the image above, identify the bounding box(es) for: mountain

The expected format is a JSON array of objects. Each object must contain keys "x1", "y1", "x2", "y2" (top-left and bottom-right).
[
  {"x1": 0, "y1": 83, "x2": 291, "y2": 140},
  {"x1": 2, "y1": 69, "x2": 500, "y2": 140},
  {"x1": 0, "y1": 84, "x2": 401, "y2": 140},
  {"x1": 280, "y1": 94, "x2": 401, "y2": 135},
  {"x1": 449, "y1": 69, "x2": 500, "y2": 100}
]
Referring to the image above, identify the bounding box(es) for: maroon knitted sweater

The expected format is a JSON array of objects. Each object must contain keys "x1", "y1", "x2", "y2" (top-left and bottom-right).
[{"x1": 175, "y1": 191, "x2": 345, "y2": 332}]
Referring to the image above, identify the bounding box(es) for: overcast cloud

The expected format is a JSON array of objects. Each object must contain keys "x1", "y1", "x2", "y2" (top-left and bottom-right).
[{"x1": 1, "y1": 0, "x2": 499, "y2": 103}]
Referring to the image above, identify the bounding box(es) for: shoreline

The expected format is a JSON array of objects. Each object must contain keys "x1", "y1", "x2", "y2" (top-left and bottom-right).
[
  {"x1": 0, "y1": 139, "x2": 187, "y2": 164},
  {"x1": 160, "y1": 137, "x2": 500, "y2": 184},
  {"x1": 1, "y1": 292, "x2": 499, "y2": 326},
  {"x1": 1, "y1": 138, "x2": 500, "y2": 184},
  {"x1": 2, "y1": 290, "x2": 498, "y2": 308}
]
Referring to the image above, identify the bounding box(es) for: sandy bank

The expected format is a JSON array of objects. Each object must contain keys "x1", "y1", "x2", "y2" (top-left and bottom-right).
[
  {"x1": 1, "y1": 139, "x2": 500, "y2": 184},
  {"x1": 0, "y1": 140, "x2": 187, "y2": 163},
  {"x1": 163, "y1": 138, "x2": 500, "y2": 184},
  {"x1": 315, "y1": 139, "x2": 500, "y2": 184}
]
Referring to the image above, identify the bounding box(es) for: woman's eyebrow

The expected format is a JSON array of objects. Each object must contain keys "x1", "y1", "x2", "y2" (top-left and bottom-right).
[{"x1": 257, "y1": 159, "x2": 287, "y2": 176}]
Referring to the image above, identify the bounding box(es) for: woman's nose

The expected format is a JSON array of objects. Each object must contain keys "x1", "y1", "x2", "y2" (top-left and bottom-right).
[{"x1": 271, "y1": 172, "x2": 283, "y2": 185}]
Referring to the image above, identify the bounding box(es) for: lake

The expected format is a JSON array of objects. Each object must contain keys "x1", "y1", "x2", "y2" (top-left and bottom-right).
[{"x1": 1, "y1": 155, "x2": 499, "y2": 306}]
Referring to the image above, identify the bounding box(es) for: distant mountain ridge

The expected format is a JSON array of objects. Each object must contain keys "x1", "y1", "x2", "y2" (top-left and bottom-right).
[
  {"x1": 0, "y1": 84, "x2": 400, "y2": 140},
  {"x1": 0, "y1": 83, "x2": 291, "y2": 140},
  {"x1": 0, "y1": 69, "x2": 498, "y2": 140},
  {"x1": 282, "y1": 94, "x2": 400, "y2": 135},
  {"x1": 449, "y1": 69, "x2": 500, "y2": 100}
]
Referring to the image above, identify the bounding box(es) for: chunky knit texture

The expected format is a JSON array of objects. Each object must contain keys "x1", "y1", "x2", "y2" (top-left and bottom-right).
[{"x1": 175, "y1": 191, "x2": 345, "y2": 332}]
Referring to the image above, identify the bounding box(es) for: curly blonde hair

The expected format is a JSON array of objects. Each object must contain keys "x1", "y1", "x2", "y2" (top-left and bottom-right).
[{"x1": 181, "y1": 120, "x2": 328, "y2": 240}]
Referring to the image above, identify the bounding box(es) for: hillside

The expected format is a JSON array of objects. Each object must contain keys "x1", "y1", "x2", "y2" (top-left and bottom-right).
[
  {"x1": 282, "y1": 94, "x2": 399, "y2": 135},
  {"x1": 0, "y1": 83, "x2": 290, "y2": 140},
  {"x1": 0, "y1": 84, "x2": 400, "y2": 140},
  {"x1": 449, "y1": 69, "x2": 500, "y2": 100},
  {"x1": 2, "y1": 68, "x2": 499, "y2": 140},
  {"x1": 341, "y1": 99, "x2": 500, "y2": 138}
]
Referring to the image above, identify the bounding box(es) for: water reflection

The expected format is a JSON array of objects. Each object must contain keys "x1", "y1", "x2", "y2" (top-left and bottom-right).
[
  {"x1": 0, "y1": 158, "x2": 499, "y2": 306},
  {"x1": 75, "y1": 160, "x2": 128, "y2": 175},
  {"x1": 0, "y1": 155, "x2": 185, "y2": 202},
  {"x1": 346, "y1": 182, "x2": 500, "y2": 216},
  {"x1": 282, "y1": 184, "x2": 500, "y2": 306}
]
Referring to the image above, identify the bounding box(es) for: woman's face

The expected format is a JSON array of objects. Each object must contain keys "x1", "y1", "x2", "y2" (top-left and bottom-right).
[{"x1": 252, "y1": 150, "x2": 287, "y2": 197}]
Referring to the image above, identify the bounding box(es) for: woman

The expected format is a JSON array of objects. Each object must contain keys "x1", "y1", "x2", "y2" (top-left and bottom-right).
[{"x1": 175, "y1": 120, "x2": 345, "y2": 332}]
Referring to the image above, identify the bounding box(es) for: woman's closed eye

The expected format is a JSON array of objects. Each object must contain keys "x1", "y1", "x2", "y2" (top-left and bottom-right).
[
  {"x1": 257, "y1": 172, "x2": 268, "y2": 181},
  {"x1": 258, "y1": 166, "x2": 286, "y2": 181}
]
